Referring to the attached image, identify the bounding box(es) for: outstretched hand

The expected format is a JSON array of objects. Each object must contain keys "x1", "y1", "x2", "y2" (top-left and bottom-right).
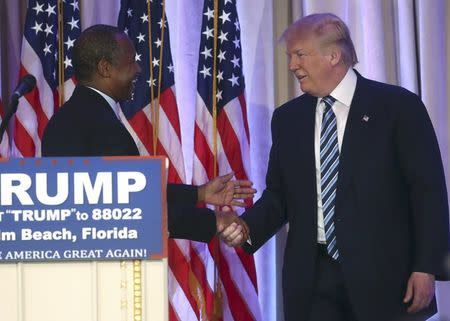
[{"x1": 199, "y1": 172, "x2": 256, "y2": 207}]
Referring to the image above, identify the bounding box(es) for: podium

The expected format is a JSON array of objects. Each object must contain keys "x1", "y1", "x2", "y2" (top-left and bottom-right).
[{"x1": 0, "y1": 157, "x2": 168, "y2": 321}]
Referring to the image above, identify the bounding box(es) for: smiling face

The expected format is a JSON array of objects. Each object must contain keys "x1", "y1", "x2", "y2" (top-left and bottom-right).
[
  {"x1": 286, "y1": 33, "x2": 335, "y2": 97},
  {"x1": 107, "y1": 34, "x2": 141, "y2": 102}
]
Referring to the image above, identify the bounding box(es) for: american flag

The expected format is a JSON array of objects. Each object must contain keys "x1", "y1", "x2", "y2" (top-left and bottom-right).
[
  {"x1": 0, "y1": 97, "x2": 9, "y2": 157},
  {"x1": 12, "y1": 0, "x2": 80, "y2": 157},
  {"x1": 193, "y1": 1, "x2": 261, "y2": 321},
  {"x1": 117, "y1": 0, "x2": 185, "y2": 183},
  {"x1": 117, "y1": 2, "x2": 195, "y2": 321}
]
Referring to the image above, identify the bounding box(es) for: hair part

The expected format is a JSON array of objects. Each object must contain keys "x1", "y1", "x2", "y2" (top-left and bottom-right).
[
  {"x1": 72, "y1": 24, "x2": 125, "y2": 82},
  {"x1": 280, "y1": 13, "x2": 358, "y2": 67}
]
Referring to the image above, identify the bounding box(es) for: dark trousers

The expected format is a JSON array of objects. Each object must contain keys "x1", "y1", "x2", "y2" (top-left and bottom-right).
[
  {"x1": 308, "y1": 244, "x2": 358, "y2": 321},
  {"x1": 308, "y1": 245, "x2": 431, "y2": 321}
]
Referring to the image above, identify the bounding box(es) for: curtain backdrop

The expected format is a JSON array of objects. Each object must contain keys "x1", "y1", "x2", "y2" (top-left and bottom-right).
[{"x1": 1, "y1": 1, "x2": 449, "y2": 321}]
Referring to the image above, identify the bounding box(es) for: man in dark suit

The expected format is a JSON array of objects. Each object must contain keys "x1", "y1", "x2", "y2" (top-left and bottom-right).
[
  {"x1": 42, "y1": 24, "x2": 251, "y2": 242},
  {"x1": 220, "y1": 13, "x2": 449, "y2": 321}
]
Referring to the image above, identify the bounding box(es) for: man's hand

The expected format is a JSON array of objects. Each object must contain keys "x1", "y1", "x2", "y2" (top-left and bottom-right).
[
  {"x1": 403, "y1": 272, "x2": 435, "y2": 313},
  {"x1": 198, "y1": 172, "x2": 256, "y2": 207},
  {"x1": 216, "y1": 208, "x2": 249, "y2": 247}
]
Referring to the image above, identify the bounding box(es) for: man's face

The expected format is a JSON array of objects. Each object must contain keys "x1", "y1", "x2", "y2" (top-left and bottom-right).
[
  {"x1": 109, "y1": 34, "x2": 141, "y2": 102},
  {"x1": 286, "y1": 34, "x2": 333, "y2": 97}
]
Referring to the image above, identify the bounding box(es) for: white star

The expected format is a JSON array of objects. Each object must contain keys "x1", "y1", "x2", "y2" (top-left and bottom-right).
[
  {"x1": 199, "y1": 65, "x2": 211, "y2": 78},
  {"x1": 216, "y1": 89, "x2": 223, "y2": 102},
  {"x1": 135, "y1": 53, "x2": 141, "y2": 61},
  {"x1": 225, "y1": 0, "x2": 233, "y2": 4},
  {"x1": 64, "y1": 56, "x2": 72, "y2": 69},
  {"x1": 31, "y1": 22, "x2": 43, "y2": 35},
  {"x1": 234, "y1": 19, "x2": 240, "y2": 31},
  {"x1": 219, "y1": 10, "x2": 231, "y2": 24},
  {"x1": 43, "y1": 43, "x2": 52, "y2": 56},
  {"x1": 127, "y1": 8, "x2": 133, "y2": 17},
  {"x1": 231, "y1": 55, "x2": 240, "y2": 68},
  {"x1": 154, "y1": 38, "x2": 162, "y2": 48},
  {"x1": 201, "y1": 46, "x2": 212, "y2": 59},
  {"x1": 45, "y1": 4, "x2": 56, "y2": 17},
  {"x1": 228, "y1": 73, "x2": 239, "y2": 87},
  {"x1": 136, "y1": 33, "x2": 145, "y2": 43},
  {"x1": 158, "y1": 18, "x2": 167, "y2": 29},
  {"x1": 218, "y1": 31, "x2": 228, "y2": 43},
  {"x1": 152, "y1": 57, "x2": 160, "y2": 67},
  {"x1": 147, "y1": 78, "x2": 156, "y2": 87},
  {"x1": 140, "y1": 13, "x2": 148, "y2": 23},
  {"x1": 67, "y1": 17, "x2": 79, "y2": 30},
  {"x1": 217, "y1": 70, "x2": 224, "y2": 82},
  {"x1": 33, "y1": 2, "x2": 44, "y2": 15},
  {"x1": 167, "y1": 63, "x2": 174, "y2": 73},
  {"x1": 204, "y1": 7, "x2": 214, "y2": 20},
  {"x1": 124, "y1": 27, "x2": 129, "y2": 35},
  {"x1": 202, "y1": 26, "x2": 213, "y2": 39},
  {"x1": 65, "y1": 36, "x2": 75, "y2": 49},
  {"x1": 233, "y1": 36, "x2": 240, "y2": 49},
  {"x1": 44, "y1": 23, "x2": 54, "y2": 37},
  {"x1": 70, "y1": 0, "x2": 79, "y2": 11},
  {"x1": 218, "y1": 50, "x2": 226, "y2": 62}
]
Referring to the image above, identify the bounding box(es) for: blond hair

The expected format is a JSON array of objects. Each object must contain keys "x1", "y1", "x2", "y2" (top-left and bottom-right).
[{"x1": 281, "y1": 13, "x2": 358, "y2": 67}]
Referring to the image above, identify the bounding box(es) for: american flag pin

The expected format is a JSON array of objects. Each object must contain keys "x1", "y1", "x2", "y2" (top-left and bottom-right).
[{"x1": 362, "y1": 115, "x2": 370, "y2": 122}]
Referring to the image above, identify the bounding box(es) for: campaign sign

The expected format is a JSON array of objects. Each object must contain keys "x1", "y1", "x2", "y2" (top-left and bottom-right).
[{"x1": 0, "y1": 157, "x2": 167, "y2": 262}]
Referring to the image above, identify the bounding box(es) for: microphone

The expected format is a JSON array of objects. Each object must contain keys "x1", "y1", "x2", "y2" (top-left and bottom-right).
[
  {"x1": 0, "y1": 75, "x2": 37, "y2": 143},
  {"x1": 11, "y1": 74, "x2": 36, "y2": 101}
]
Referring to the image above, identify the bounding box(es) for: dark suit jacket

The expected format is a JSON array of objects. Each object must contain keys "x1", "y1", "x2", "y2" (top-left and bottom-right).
[
  {"x1": 242, "y1": 72, "x2": 449, "y2": 321},
  {"x1": 42, "y1": 85, "x2": 216, "y2": 242}
]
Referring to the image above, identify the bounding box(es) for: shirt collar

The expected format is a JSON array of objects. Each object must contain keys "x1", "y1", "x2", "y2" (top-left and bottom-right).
[
  {"x1": 327, "y1": 68, "x2": 357, "y2": 107},
  {"x1": 86, "y1": 86, "x2": 121, "y2": 118}
]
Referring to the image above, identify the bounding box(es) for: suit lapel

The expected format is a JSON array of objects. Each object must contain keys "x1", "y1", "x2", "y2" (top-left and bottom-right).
[{"x1": 337, "y1": 74, "x2": 373, "y2": 195}]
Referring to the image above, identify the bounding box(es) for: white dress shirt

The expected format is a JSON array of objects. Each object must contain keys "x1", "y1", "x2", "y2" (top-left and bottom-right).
[
  {"x1": 315, "y1": 68, "x2": 357, "y2": 243},
  {"x1": 86, "y1": 86, "x2": 122, "y2": 120}
]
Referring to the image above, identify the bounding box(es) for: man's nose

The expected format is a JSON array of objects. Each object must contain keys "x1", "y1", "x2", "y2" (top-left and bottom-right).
[
  {"x1": 288, "y1": 57, "x2": 297, "y2": 72},
  {"x1": 288, "y1": 59, "x2": 298, "y2": 72}
]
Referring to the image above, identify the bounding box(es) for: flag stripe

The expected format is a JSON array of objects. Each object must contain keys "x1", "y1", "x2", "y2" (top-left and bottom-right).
[{"x1": 208, "y1": 241, "x2": 255, "y2": 321}]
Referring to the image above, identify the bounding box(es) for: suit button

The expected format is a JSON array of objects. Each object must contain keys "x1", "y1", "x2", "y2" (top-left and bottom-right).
[{"x1": 336, "y1": 218, "x2": 342, "y2": 222}]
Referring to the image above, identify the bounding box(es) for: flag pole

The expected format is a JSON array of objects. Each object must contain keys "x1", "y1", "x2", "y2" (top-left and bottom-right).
[
  {"x1": 155, "y1": 0, "x2": 167, "y2": 157},
  {"x1": 147, "y1": 1, "x2": 156, "y2": 155},
  {"x1": 212, "y1": 1, "x2": 222, "y2": 320},
  {"x1": 57, "y1": 0, "x2": 65, "y2": 106}
]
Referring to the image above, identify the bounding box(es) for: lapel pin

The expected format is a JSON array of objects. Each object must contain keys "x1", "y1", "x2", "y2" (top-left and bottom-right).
[{"x1": 362, "y1": 115, "x2": 370, "y2": 122}]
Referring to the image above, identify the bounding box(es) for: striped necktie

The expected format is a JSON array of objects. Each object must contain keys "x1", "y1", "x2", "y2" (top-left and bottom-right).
[{"x1": 320, "y1": 95, "x2": 340, "y2": 260}]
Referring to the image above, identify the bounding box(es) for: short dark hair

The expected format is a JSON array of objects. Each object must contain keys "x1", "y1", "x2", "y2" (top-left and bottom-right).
[{"x1": 72, "y1": 24, "x2": 125, "y2": 82}]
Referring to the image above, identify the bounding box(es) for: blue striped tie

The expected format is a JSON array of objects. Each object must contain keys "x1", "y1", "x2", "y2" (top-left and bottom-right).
[{"x1": 320, "y1": 95, "x2": 340, "y2": 260}]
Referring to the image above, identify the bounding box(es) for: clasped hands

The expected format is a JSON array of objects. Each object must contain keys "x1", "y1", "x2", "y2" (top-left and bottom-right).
[{"x1": 198, "y1": 172, "x2": 252, "y2": 247}]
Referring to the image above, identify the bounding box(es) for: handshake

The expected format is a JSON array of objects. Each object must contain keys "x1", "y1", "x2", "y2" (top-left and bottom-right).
[
  {"x1": 199, "y1": 172, "x2": 253, "y2": 247},
  {"x1": 216, "y1": 208, "x2": 249, "y2": 247}
]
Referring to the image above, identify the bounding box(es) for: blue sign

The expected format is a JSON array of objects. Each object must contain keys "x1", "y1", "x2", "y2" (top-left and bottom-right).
[{"x1": 0, "y1": 157, "x2": 167, "y2": 262}]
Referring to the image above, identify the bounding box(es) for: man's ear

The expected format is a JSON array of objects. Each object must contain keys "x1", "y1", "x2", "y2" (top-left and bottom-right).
[
  {"x1": 97, "y1": 58, "x2": 112, "y2": 78},
  {"x1": 328, "y1": 45, "x2": 342, "y2": 67}
]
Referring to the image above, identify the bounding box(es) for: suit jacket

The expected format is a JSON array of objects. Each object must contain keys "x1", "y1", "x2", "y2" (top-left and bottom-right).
[
  {"x1": 242, "y1": 72, "x2": 449, "y2": 321},
  {"x1": 42, "y1": 85, "x2": 216, "y2": 242}
]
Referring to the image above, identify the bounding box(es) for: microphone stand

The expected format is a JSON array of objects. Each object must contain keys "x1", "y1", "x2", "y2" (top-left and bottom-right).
[{"x1": 0, "y1": 95, "x2": 19, "y2": 143}]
